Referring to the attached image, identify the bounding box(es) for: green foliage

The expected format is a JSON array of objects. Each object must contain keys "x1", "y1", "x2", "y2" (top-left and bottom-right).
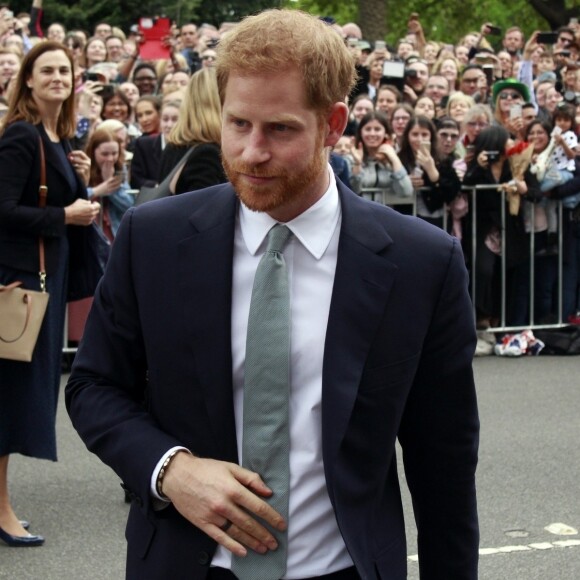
[
  {"x1": 9, "y1": 0, "x2": 279, "y2": 34},
  {"x1": 283, "y1": 0, "x2": 575, "y2": 45},
  {"x1": 8, "y1": 0, "x2": 574, "y2": 38}
]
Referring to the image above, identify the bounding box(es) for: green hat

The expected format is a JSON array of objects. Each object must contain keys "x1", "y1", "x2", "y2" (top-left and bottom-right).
[{"x1": 492, "y1": 78, "x2": 531, "y2": 104}]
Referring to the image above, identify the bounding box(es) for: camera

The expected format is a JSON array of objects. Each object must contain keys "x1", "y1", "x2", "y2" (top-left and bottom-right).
[
  {"x1": 486, "y1": 150, "x2": 500, "y2": 162},
  {"x1": 405, "y1": 68, "x2": 418, "y2": 78},
  {"x1": 563, "y1": 90, "x2": 580, "y2": 105},
  {"x1": 381, "y1": 60, "x2": 405, "y2": 92},
  {"x1": 82, "y1": 72, "x2": 101, "y2": 83}
]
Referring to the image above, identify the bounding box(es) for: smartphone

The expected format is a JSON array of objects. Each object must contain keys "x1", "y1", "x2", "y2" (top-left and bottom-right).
[
  {"x1": 419, "y1": 141, "x2": 431, "y2": 156},
  {"x1": 482, "y1": 64, "x2": 494, "y2": 86},
  {"x1": 510, "y1": 104, "x2": 522, "y2": 120},
  {"x1": 82, "y1": 72, "x2": 101, "y2": 83},
  {"x1": 99, "y1": 84, "x2": 115, "y2": 100},
  {"x1": 487, "y1": 25, "x2": 502, "y2": 36},
  {"x1": 571, "y1": 18, "x2": 578, "y2": 26},
  {"x1": 382, "y1": 60, "x2": 405, "y2": 78},
  {"x1": 375, "y1": 40, "x2": 386, "y2": 51},
  {"x1": 486, "y1": 150, "x2": 500, "y2": 162},
  {"x1": 537, "y1": 32, "x2": 558, "y2": 44}
]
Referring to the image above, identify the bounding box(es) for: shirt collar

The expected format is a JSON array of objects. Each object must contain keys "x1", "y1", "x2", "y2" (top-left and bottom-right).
[{"x1": 239, "y1": 165, "x2": 340, "y2": 260}]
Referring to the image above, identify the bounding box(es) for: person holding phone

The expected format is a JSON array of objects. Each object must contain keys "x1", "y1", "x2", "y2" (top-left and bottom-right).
[
  {"x1": 399, "y1": 115, "x2": 461, "y2": 227},
  {"x1": 463, "y1": 125, "x2": 540, "y2": 327},
  {"x1": 85, "y1": 127, "x2": 134, "y2": 241},
  {"x1": 349, "y1": 110, "x2": 413, "y2": 199},
  {"x1": 491, "y1": 79, "x2": 530, "y2": 136}
]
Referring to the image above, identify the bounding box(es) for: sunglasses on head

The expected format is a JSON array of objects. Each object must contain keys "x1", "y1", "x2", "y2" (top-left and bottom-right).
[{"x1": 498, "y1": 91, "x2": 522, "y2": 100}]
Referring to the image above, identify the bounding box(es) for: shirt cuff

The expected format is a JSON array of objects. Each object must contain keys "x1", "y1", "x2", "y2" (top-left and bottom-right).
[
  {"x1": 392, "y1": 167, "x2": 408, "y2": 181},
  {"x1": 150, "y1": 446, "x2": 191, "y2": 502}
]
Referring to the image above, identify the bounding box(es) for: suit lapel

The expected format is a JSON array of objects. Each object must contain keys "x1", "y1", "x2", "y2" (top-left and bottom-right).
[
  {"x1": 178, "y1": 187, "x2": 239, "y2": 462},
  {"x1": 322, "y1": 184, "x2": 399, "y2": 472}
]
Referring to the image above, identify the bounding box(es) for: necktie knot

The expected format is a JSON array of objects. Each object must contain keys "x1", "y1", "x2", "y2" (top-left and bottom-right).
[{"x1": 267, "y1": 224, "x2": 292, "y2": 254}]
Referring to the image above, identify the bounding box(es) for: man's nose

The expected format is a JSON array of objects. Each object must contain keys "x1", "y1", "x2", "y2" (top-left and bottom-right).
[{"x1": 241, "y1": 130, "x2": 271, "y2": 165}]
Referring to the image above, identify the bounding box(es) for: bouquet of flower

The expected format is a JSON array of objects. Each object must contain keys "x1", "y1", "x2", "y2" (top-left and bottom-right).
[{"x1": 504, "y1": 141, "x2": 534, "y2": 215}]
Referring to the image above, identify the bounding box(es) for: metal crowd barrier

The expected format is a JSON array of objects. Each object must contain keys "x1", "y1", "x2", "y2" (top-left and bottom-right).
[
  {"x1": 361, "y1": 185, "x2": 569, "y2": 334},
  {"x1": 63, "y1": 186, "x2": 571, "y2": 356},
  {"x1": 360, "y1": 188, "x2": 417, "y2": 217},
  {"x1": 464, "y1": 184, "x2": 568, "y2": 333}
]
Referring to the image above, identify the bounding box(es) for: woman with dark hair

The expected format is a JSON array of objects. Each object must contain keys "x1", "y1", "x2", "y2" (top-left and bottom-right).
[
  {"x1": 463, "y1": 125, "x2": 540, "y2": 327},
  {"x1": 134, "y1": 95, "x2": 161, "y2": 136},
  {"x1": 344, "y1": 93, "x2": 374, "y2": 136},
  {"x1": 399, "y1": 115, "x2": 461, "y2": 227},
  {"x1": 0, "y1": 42, "x2": 99, "y2": 546},
  {"x1": 389, "y1": 103, "x2": 414, "y2": 149},
  {"x1": 101, "y1": 88, "x2": 132, "y2": 124},
  {"x1": 375, "y1": 84, "x2": 402, "y2": 117},
  {"x1": 82, "y1": 37, "x2": 107, "y2": 70},
  {"x1": 349, "y1": 110, "x2": 412, "y2": 198}
]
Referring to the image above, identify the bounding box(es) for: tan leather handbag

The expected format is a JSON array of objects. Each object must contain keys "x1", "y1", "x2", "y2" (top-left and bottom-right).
[{"x1": 0, "y1": 136, "x2": 50, "y2": 362}]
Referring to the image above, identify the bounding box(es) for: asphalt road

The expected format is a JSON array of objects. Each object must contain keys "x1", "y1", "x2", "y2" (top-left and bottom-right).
[{"x1": 1, "y1": 356, "x2": 579, "y2": 579}]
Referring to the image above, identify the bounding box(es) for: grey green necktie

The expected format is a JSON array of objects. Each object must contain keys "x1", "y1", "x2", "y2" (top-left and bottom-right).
[{"x1": 232, "y1": 224, "x2": 292, "y2": 580}]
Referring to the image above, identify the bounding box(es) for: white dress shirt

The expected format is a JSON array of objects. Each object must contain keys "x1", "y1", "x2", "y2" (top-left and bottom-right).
[{"x1": 212, "y1": 168, "x2": 353, "y2": 577}]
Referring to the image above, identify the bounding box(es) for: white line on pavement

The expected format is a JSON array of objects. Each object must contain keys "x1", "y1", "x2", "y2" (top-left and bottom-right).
[{"x1": 407, "y1": 539, "x2": 580, "y2": 562}]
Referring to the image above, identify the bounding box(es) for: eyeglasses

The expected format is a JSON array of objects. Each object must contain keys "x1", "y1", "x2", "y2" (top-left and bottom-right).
[
  {"x1": 392, "y1": 115, "x2": 410, "y2": 122},
  {"x1": 135, "y1": 76, "x2": 156, "y2": 82},
  {"x1": 498, "y1": 92, "x2": 522, "y2": 100},
  {"x1": 467, "y1": 121, "x2": 489, "y2": 128},
  {"x1": 462, "y1": 77, "x2": 480, "y2": 84},
  {"x1": 439, "y1": 132, "x2": 459, "y2": 140}
]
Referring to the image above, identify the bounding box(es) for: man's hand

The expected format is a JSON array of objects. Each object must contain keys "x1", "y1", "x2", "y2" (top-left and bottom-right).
[{"x1": 162, "y1": 453, "x2": 286, "y2": 558}]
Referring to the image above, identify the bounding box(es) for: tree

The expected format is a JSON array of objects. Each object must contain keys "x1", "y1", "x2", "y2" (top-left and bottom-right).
[
  {"x1": 283, "y1": 0, "x2": 577, "y2": 44},
  {"x1": 9, "y1": 0, "x2": 280, "y2": 35},
  {"x1": 527, "y1": 0, "x2": 578, "y2": 30}
]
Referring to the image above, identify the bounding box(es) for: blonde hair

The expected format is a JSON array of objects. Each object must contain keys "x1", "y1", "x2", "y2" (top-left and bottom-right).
[
  {"x1": 445, "y1": 92, "x2": 475, "y2": 116},
  {"x1": 215, "y1": 9, "x2": 356, "y2": 115},
  {"x1": 168, "y1": 68, "x2": 222, "y2": 146},
  {"x1": 97, "y1": 119, "x2": 125, "y2": 133},
  {"x1": 155, "y1": 53, "x2": 188, "y2": 78}
]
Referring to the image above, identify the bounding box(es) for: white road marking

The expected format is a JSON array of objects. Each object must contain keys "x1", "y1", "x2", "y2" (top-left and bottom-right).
[
  {"x1": 408, "y1": 538, "x2": 580, "y2": 562},
  {"x1": 545, "y1": 522, "x2": 578, "y2": 535}
]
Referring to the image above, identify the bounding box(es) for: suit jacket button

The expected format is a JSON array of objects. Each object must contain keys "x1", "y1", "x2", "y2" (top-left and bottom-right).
[{"x1": 197, "y1": 551, "x2": 210, "y2": 565}]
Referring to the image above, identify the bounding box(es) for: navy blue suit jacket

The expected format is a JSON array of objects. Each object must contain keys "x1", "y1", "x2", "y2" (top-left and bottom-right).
[
  {"x1": 0, "y1": 122, "x2": 87, "y2": 275},
  {"x1": 66, "y1": 181, "x2": 479, "y2": 580}
]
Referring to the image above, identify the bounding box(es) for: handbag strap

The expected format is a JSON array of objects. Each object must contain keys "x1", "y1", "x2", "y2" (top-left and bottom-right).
[
  {"x1": 37, "y1": 136, "x2": 47, "y2": 293},
  {"x1": 163, "y1": 145, "x2": 197, "y2": 194}
]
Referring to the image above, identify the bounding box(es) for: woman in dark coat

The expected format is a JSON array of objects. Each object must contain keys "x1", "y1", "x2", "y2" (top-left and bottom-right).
[
  {"x1": 157, "y1": 68, "x2": 226, "y2": 194},
  {"x1": 0, "y1": 42, "x2": 99, "y2": 546}
]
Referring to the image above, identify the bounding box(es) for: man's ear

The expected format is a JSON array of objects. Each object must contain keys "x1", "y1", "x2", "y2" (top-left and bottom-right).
[{"x1": 324, "y1": 102, "x2": 349, "y2": 148}]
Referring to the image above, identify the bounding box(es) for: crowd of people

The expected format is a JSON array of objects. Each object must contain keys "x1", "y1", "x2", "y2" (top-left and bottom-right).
[
  {"x1": 0, "y1": 1, "x2": 578, "y2": 551},
  {"x1": 1, "y1": 9, "x2": 579, "y2": 331},
  {"x1": 332, "y1": 18, "x2": 580, "y2": 332}
]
